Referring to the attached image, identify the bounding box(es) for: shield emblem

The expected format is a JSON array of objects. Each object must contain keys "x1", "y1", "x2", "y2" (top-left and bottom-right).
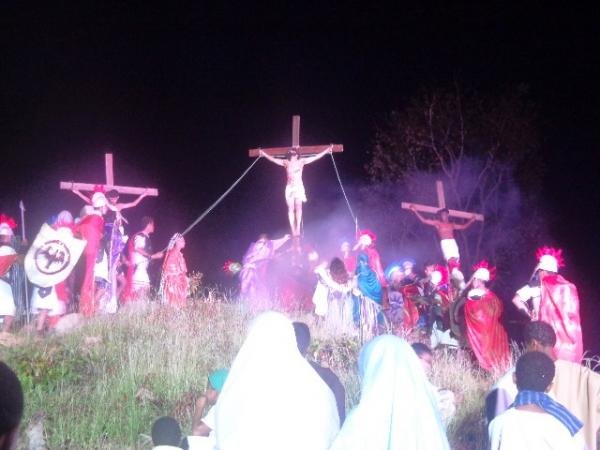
[{"x1": 25, "y1": 224, "x2": 86, "y2": 287}]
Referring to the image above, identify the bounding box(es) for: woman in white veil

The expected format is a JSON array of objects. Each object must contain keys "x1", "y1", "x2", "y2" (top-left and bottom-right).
[
  {"x1": 330, "y1": 334, "x2": 450, "y2": 450},
  {"x1": 215, "y1": 311, "x2": 339, "y2": 450}
]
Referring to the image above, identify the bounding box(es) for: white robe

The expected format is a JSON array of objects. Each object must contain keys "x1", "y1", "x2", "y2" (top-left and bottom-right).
[
  {"x1": 214, "y1": 311, "x2": 339, "y2": 450},
  {"x1": 488, "y1": 408, "x2": 586, "y2": 450},
  {"x1": 330, "y1": 335, "x2": 450, "y2": 450}
]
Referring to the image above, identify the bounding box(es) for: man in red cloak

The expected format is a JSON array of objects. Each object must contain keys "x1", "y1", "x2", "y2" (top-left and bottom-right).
[
  {"x1": 461, "y1": 261, "x2": 510, "y2": 372},
  {"x1": 512, "y1": 247, "x2": 583, "y2": 362},
  {"x1": 75, "y1": 193, "x2": 106, "y2": 317},
  {"x1": 513, "y1": 247, "x2": 583, "y2": 362}
]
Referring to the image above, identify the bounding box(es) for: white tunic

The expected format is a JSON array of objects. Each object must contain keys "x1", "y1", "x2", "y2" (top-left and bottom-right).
[
  {"x1": 488, "y1": 408, "x2": 586, "y2": 450},
  {"x1": 0, "y1": 245, "x2": 16, "y2": 316},
  {"x1": 31, "y1": 286, "x2": 65, "y2": 317},
  {"x1": 132, "y1": 233, "x2": 150, "y2": 288}
]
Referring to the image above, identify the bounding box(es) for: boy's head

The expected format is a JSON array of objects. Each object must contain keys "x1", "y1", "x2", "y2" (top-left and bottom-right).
[
  {"x1": 151, "y1": 416, "x2": 181, "y2": 447},
  {"x1": 412, "y1": 342, "x2": 433, "y2": 376},
  {"x1": 0, "y1": 362, "x2": 24, "y2": 449},
  {"x1": 523, "y1": 321, "x2": 557, "y2": 359},
  {"x1": 141, "y1": 216, "x2": 155, "y2": 232},
  {"x1": 514, "y1": 351, "x2": 555, "y2": 393}
]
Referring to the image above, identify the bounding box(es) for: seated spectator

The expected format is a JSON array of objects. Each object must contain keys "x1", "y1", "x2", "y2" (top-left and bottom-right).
[
  {"x1": 0, "y1": 361, "x2": 24, "y2": 450},
  {"x1": 151, "y1": 416, "x2": 182, "y2": 449},
  {"x1": 215, "y1": 311, "x2": 339, "y2": 450},
  {"x1": 293, "y1": 321, "x2": 346, "y2": 423},
  {"x1": 330, "y1": 335, "x2": 450, "y2": 450},
  {"x1": 186, "y1": 369, "x2": 229, "y2": 450},
  {"x1": 412, "y1": 342, "x2": 456, "y2": 425},
  {"x1": 488, "y1": 351, "x2": 586, "y2": 449},
  {"x1": 487, "y1": 320, "x2": 600, "y2": 450}
]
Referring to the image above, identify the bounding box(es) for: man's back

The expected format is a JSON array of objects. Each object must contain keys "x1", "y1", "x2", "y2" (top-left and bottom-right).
[
  {"x1": 488, "y1": 408, "x2": 586, "y2": 450},
  {"x1": 309, "y1": 361, "x2": 346, "y2": 424}
]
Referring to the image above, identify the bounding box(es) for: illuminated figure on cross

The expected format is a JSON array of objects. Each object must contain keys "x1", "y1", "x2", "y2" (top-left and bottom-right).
[
  {"x1": 260, "y1": 146, "x2": 331, "y2": 237},
  {"x1": 249, "y1": 115, "x2": 344, "y2": 238}
]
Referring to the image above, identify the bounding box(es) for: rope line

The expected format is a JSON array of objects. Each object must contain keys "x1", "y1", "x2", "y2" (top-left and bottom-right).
[
  {"x1": 329, "y1": 152, "x2": 359, "y2": 232},
  {"x1": 163, "y1": 152, "x2": 355, "y2": 251},
  {"x1": 166, "y1": 156, "x2": 262, "y2": 249}
]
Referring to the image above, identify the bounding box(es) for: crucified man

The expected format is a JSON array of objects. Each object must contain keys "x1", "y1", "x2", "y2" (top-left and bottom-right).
[
  {"x1": 259, "y1": 145, "x2": 332, "y2": 237},
  {"x1": 409, "y1": 205, "x2": 477, "y2": 268}
]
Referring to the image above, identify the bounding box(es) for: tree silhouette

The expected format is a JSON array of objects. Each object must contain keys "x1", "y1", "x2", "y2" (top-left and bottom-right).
[{"x1": 364, "y1": 83, "x2": 546, "y2": 286}]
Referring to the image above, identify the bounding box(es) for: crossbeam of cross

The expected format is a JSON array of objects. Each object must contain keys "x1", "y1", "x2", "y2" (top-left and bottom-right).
[
  {"x1": 401, "y1": 180, "x2": 484, "y2": 221},
  {"x1": 249, "y1": 115, "x2": 343, "y2": 157},
  {"x1": 59, "y1": 153, "x2": 159, "y2": 196}
]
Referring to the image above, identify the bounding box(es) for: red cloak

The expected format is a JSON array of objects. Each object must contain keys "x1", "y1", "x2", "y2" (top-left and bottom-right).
[
  {"x1": 540, "y1": 274, "x2": 583, "y2": 362},
  {"x1": 76, "y1": 213, "x2": 104, "y2": 317},
  {"x1": 400, "y1": 283, "x2": 420, "y2": 330},
  {"x1": 464, "y1": 289, "x2": 510, "y2": 372},
  {"x1": 0, "y1": 252, "x2": 17, "y2": 277}
]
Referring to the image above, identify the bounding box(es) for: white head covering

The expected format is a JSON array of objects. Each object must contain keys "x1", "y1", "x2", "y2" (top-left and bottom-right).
[
  {"x1": 330, "y1": 335, "x2": 450, "y2": 450},
  {"x1": 537, "y1": 254, "x2": 558, "y2": 273},
  {"x1": 215, "y1": 311, "x2": 339, "y2": 450},
  {"x1": 0, "y1": 223, "x2": 13, "y2": 237},
  {"x1": 358, "y1": 234, "x2": 372, "y2": 247},
  {"x1": 91, "y1": 192, "x2": 107, "y2": 208},
  {"x1": 473, "y1": 267, "x2": 490, "y2": 281},
  {"x1": 431, "y1": 270, "x2": 443, "y2": 285}
]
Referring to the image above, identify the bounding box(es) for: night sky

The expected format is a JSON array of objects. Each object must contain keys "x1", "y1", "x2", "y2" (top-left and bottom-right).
[{"x1": 2, "y1": 5, "x2": 599, "y2": 349}]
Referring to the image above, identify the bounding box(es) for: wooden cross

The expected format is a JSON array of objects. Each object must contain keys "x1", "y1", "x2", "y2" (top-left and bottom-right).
[
  {"x1": 248, "y1": 115, "x2": 344, "y2": 157},
  {"x1": 401, "y1": 180, "x2": 484, "y2": 221},
  {"x1": 59, "y1": 153, "x2": 159, "y2": 196}
]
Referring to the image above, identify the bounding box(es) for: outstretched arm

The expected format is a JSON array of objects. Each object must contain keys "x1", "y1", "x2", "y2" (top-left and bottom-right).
[
  {"x1": 408, "y1": 205, "x2": 437, "y2": 226},
  {"x1": 454, "y1": 215, "x2": 477, "y2": 230},
  {"x1": 271, "y1": 234, "x2": 291, "y2": 251},
  {"x1": 116, "y1": 190, "x2": 149, "y2": 210},
  {"x1": 302, "y1": 145, "x2": 332, "y2": 165},
  {"x1": 71, "y1": 189, "x2": 91, "y2": 204},
  {"x1": 259, "y1": 150, "x2": 286, "y2": 167}
]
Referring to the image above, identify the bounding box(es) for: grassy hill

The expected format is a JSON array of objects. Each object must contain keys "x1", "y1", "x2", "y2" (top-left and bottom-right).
[{"x1": 1, "y1": 294, "x2": 492, "y2": 449}]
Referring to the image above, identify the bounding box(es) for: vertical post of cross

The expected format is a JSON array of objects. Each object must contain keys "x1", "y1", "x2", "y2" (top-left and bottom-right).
[
  {"x1": 292, "y1": 115, "x2": 300, "y2": 148},
  {"x1": 105, "y1": 153, "x2": 114, "y2": 187},
  {"x1": 436, "y1": 180, "x2": 446, "y2": 209}
]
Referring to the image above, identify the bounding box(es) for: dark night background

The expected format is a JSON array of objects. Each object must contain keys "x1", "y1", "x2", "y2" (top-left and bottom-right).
[{"x1": 1, "y1": 4, "x2": 598, "y2": 352}]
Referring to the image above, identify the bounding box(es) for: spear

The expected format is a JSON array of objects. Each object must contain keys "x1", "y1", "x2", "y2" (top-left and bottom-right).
[
  {"x1": 18, "y1": 200, "x2": 30, "y2": 324},
  {"x1": 18, "y1": 200, "x2": 26, "y2": 241}
]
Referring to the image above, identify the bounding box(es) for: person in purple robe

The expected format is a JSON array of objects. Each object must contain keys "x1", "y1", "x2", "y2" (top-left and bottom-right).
[{"x1": 239, "y1": 233, "x2": 290, "y2": 309}]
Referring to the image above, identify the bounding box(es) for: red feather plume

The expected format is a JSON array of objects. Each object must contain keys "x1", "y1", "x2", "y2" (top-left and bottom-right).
[
  {"x1": 0, "y1": 214, "x2": 17, "y2": 229},
  {"x1": 536, "y1": 246, "x2": 565, "y2": 268},
  {"x1": 222, "y1": 260, "x2": 242, "y2": 276},
  {"x1": 357, "y1": 229, "x2": 377, "y2": 243}
]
